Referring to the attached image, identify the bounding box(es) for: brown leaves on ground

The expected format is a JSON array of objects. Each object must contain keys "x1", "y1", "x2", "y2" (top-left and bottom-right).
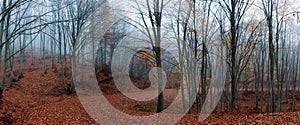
[{"x1": 0, "y1": 55, "x2": 300, "y2": 124}]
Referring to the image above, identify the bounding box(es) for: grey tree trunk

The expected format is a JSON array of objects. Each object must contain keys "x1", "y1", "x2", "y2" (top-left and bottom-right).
[
  {"x1": 42, "y1": 28, "x2": 47, "y2": 74},
  {"x1": 261, "y1": 40, "x2": 265, "y2": 113},
  {"x1": 8, "y1": 37, "x2": 15, "y2": 89},
  {"x1": 31, "y1": 31, "x2": 34, "y2": 65},
  {"x1": 292, "y1": 44, "x2": 299, "y2": 111},
  {"x1": 17, "y1": 33, "x2": 25, "y2": 80},
  {"x1": 0, "y1": 0, "x2": 12, "y2": 98},
  {"x1": 0, "y1": 0, "x2": 8, "y2": 71}
]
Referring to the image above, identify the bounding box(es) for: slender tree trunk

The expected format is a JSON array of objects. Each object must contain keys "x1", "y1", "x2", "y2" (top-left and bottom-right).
[
  {"x1": 261, "y1": 42, "x2": 265, "y2": 113},
  {"x1": 292, "y1": 45, "x2": 299, "y2": 111},
  {"x1": 254, "y1": 57, "x2": 259, "y2": 110},
  {"x1": 51, "y1": 27, "x2": 57, "y2": 72},
  {"x1": 70, "y1": 49, "x2": 76, "y2": 92},
  {"x1": 8, "y1": 37, "x2": 15, "y2": 89},
  {"x1": 0, "y1": 0, "x2": 12, "y2": 98},
  {"x1": 230, "y1": 0, "x2": 238, "y2": 109},
  {"x1": 17, "y1": 34, "x2": 25, "y2": 80},
  {"x1": 0, "y1": 0, "x2": 8, "y2": 71},
  {"x1": 42, "y1": 28, "x2": 47, "y2": 74}
]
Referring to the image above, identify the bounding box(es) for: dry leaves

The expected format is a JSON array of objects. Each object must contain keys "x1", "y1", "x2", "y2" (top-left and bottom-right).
[{"x1": 0, "y1": 56, "x2": 300, "y2": 124}]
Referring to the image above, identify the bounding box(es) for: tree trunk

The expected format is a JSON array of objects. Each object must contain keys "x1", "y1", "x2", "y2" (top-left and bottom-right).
[{"x1": 230, "y1": 0, "x2": 237, "y2": 109}]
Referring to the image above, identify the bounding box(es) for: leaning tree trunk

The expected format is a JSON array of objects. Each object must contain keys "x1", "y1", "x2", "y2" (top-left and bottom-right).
[{"x1": 0, "y1": 0, "x2": 12, "y2": 99}]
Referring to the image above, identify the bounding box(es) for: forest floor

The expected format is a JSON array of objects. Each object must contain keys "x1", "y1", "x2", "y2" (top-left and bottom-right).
[{"x1": 0, "y1": 53, "x2": 300, "y2": 124}]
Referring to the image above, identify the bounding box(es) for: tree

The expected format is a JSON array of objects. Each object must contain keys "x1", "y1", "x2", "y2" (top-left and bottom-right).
[
  {"x1": 134, "y1": 0, "x2": 165, "y2": 113},
  {"x1": 0, "y1": 0, "x2": 68, "y2": 99},
  {"x1": 218, "y1": 0, "x2": 252, "y2": 109},
  {"x1": 62, "y1": 0, "x2": 97, "y2": 93},
  {"x1": 0, "y1": 0, "x2": 14, "y2": 99}
]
